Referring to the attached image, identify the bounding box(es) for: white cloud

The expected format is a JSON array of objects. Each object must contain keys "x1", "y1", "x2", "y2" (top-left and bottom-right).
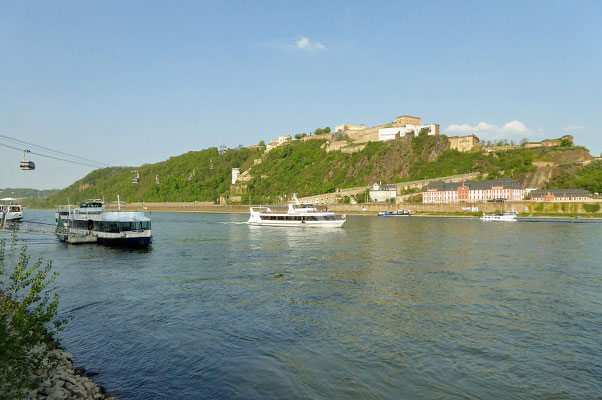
[
  {"x1": 444, "y1": 120, "x2": 538, "y2": 141},
  {"x1": 295, "y1": 36, "x2": 326, "y2": 51},
  {"x1": 562, "y1": 125, "x2": 586, "y2": 131}
]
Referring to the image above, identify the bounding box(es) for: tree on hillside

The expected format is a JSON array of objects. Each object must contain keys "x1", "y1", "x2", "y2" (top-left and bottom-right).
[{"x1": 313, "y1": 126, "x2": 332, "y2": 135}]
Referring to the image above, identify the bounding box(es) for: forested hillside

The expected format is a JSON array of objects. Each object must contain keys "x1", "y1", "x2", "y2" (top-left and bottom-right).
[
  {"x1": 31, "y1": 146, "x2": 263, "y2": 206},
  {"x1": 28, "y1": 134, "x2": 596, "y2": 206}
]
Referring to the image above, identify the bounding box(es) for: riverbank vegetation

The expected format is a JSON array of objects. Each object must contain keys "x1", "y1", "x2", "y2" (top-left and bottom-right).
[{"x1": 0, "y1": 233, "x2": 69, "y2": 399}]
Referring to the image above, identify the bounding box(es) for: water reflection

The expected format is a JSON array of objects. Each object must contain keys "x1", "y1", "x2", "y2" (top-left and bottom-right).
[{"x1": 5, "y1": 211, "x2": 601, "y2": 399}]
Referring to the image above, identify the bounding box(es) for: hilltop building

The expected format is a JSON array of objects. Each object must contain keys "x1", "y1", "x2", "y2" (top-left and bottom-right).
[
  {"x1": 335, "y1": 114, "x2": 440, "y2": 143},
  {"x1": 529, "y1": 189, "x2": 591, "y2": 202},
  {"x1": 523, "y1": 135, "x2": 574, "y2": 148},
  {"x1": 378, "y1": 124, "x2": 440, "y2": 141},
  {"x1": 334, "y1": 124, "x2": 365, "y2": 132},
  {"x1": 422, "y1": 178, "x2": 524, "y2": 204},
  {"x1": 265, "y1": 135, "x2": 292, "y2": 152},
  {"x1": 448, "y1": 134, "x2": 481, "y2": 152},
  {"x1": 395, "y1": 115, "x2": 421, "y2": 127}
]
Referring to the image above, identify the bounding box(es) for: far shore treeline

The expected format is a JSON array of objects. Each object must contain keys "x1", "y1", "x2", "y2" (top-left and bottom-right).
[{"x1": 14, "y1": 133, "x2": 602, "y2": 208}]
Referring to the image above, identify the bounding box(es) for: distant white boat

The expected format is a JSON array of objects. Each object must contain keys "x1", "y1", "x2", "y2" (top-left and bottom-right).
[
  {"x1": 480, "y1": 211, "x2": 517, "y2": 222},
  {"x1": 0, "y1": 203, "x2": 23, "y2": 222},
  {"x1": 248, "y1": 194, "x2": 345, "y2": 228}
]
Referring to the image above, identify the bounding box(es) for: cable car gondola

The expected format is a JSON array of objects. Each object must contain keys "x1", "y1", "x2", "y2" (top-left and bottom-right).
[
  {"x1": 155, "y1": 175, "x2": 160, "y2": 185},
  {"x1": 131, "y1": 170, "x2": 139, "y2": 184},
  {"x1": 20, "y1": 150, "x2": 35, "y2": 170}
]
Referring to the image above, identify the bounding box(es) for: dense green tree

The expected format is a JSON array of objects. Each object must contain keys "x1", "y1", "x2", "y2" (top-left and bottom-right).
[{"x1": 1, "y1": 233, "x2": 69, "y2": 399}]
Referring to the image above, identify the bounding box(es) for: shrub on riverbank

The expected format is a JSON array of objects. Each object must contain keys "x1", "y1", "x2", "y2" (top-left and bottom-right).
[
  {"x1": 0, "y1": 233, "x2": 69, "y2": 400},
  {"x1": 583, "y1": 203, "x2": 601, "y2": 213}
]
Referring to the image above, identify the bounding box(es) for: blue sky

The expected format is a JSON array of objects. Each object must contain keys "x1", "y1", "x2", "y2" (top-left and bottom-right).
[{"x1": 1, "y1": 0, "x2": 601, "y2": 189}]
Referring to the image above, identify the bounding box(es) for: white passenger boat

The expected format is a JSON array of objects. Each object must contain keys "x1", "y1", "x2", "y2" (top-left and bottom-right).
[
  {"x1": 248, "y1": 195, "x2": 346, "y2": 228},
  {"x1": 55, "y1": 199, "x2": 152, "y2": 246},
  {"x1": 480, "y1": 211, "x2": 518, "y2": 222},
  {"x1": 0, "y1": 203, "x2": 23, "y2": 222}
]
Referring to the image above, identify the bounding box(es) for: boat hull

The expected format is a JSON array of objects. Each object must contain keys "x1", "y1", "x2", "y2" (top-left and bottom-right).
[
  {"x1": 377, "y1": 213, "x2": 411, "y2": 216},
  {"x1": 96, "y1": 236, "x2": 152, "y2": 247},
  {"x1": 248, "y1": 220, "x2": 345, "y2": 228},
  {"x1": 480, "y1": 214, "x2": 517, "y2": 222}
]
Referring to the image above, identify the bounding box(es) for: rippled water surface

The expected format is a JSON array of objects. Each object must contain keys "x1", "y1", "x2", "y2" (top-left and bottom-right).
[{"x1": 8, "y1": 211, "x2": 602, "y2": 399}]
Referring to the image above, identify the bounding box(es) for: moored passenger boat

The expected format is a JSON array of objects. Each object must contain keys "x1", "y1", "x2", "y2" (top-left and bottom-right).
[
  {"x1": 0, "y1": 203, "x2": 23, "y2": 222},
  {"x1": 480, "y1": 211, "x2": 517, "y2": 222},
  {"x1": 55, "y1": 200, "x2": 152, "y2": 246},
  {"x1": 248, "y1": 194, "x2": 345, "y2": 228}
]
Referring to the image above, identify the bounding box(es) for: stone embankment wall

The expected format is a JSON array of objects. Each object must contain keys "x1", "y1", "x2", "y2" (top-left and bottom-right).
[
  {"x1": 27, "y1": 345, "x2": 114, "y2": 400},
  {"x1": 105, "y1": 200, "x2": 601, "y2": 215},
  {"x1": 106, "y1": 202, "x2": 250, "y2": 213},
  {"x1": 330, "y1": 200, "x2": 602, "y2": 215}
]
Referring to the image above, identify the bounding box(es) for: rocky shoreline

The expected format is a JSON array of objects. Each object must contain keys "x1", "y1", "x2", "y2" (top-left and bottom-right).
[{"x1": 26, "y1": 345, "x2": 114, "y2": 400}]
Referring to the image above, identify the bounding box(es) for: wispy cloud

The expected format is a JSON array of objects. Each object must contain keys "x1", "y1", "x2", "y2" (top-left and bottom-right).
[
  {"x1": 562, "y1": 125, "x2": 586, "y2": 131},
  {"x1": 444, "y1": 120, "x2": 539, "y2": 141},
  {"x1": 294, "y1": 36, "x2": 326, "y2": 51},
  {"x1": 262, "y1": 36, "x2": 327, "y2": 53}
]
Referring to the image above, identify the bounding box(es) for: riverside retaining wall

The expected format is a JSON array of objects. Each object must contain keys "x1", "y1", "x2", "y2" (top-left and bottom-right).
[{"x1": 105, "y1": 200, "x2": 601, "y2": 215}]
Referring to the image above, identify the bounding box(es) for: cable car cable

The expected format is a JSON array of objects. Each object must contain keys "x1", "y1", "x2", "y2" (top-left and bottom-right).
[
  {"x1": 0, "y1": 134, "x2": 109, "y2": 167},
  {"x1": 0, "y1": 133, "x2": 109, "y2": 167},
  {"x1": 0, "y1": 142, "x2": 107, "y2": 169}
]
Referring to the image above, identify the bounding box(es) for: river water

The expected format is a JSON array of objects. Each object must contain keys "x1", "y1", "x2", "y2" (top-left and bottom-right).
[{"x1": 5, "y1": 210, "x2": 601, "y2": 399}]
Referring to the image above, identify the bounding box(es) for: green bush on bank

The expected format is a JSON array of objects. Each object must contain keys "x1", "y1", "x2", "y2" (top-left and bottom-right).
[
  {"x1": 0, "y1": 233, "x2": 69, "y2": 400},
  {"x1": 583, "y1": 203, "x2": 601, "y2": 213}
]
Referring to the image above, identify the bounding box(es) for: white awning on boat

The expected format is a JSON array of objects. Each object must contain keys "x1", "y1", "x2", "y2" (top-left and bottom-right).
[{"x1": 98, "y1": 212, "x2": 151, "y2": 222}]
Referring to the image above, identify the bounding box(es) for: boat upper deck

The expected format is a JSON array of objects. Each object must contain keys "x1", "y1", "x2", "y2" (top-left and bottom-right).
[{"x1": 250, "y1": 204, "x2": 332, "y2": 215}]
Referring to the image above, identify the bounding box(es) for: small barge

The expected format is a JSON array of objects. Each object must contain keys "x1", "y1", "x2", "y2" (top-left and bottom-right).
[{"x1": 378, "y1": 210, "x2": 412, "y2": 216}]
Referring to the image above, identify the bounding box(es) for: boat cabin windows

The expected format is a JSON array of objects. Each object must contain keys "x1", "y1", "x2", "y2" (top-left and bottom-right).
[
  {"x1": 258, "y1": 215, "x2": 337, "y2": 222},
  {"x1": 68, "y1": 220, "x2": 151, "y2": 232},
  {"x1": 97, "y1": 221, "x2": 151, "y2": 232},
  {"x1": 79, "y1": 201, "x2": 103, "y2": 208}
]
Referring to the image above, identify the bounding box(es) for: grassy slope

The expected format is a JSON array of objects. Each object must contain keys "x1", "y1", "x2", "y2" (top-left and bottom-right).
[
  {"x1": 245, "y1": 136, "x2": 583, "y2": 202},
  {"x1": 29, "y1": 135, "x2": 595, "y2": 207}
]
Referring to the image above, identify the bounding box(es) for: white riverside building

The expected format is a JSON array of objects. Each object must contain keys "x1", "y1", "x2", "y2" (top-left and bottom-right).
[{"x1": 369, "y1": 183, "x2": 397, "y2": 202}]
